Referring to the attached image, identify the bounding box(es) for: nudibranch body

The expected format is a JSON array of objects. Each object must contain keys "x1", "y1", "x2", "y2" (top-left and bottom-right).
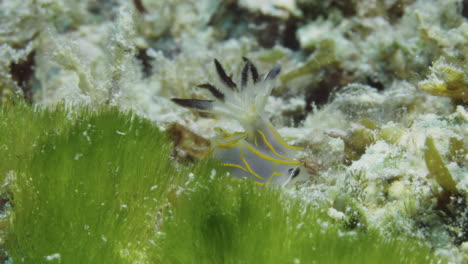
[{"x1": 172, "y1": 58, "x2": 307, "y2": 186}]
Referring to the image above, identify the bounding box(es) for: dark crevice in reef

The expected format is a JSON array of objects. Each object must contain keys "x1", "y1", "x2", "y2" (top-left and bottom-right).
[
  {"x1": 251, "y1": 16, "x2": 282, "y2": 48},
  {"x1": 450, "y1": 197, "x2": 468, "y2": 245},
  {"x1": 297, "y1": 2, "x2": 347, "y2": 19},
  {"x1": 136, "y1": 48, "x2": 153, "y2": 78},
  {"x1": 437, "y1": 194, "x2": 468, "y2": 246},
  {"x1": 281, "y1": 19, "x2": 300, "y2": 51},
  {"x1": 252, "y1": 15, "x2": 304, "y2": 50},
  {"x1": 305, "y1": 83, "x2": 332, "y2": 111},
  {"x1": 386, "y1": 0, "x2": 409, "y2": 23},
  {"x1": 133, "y1": 0, "x2": 147, "y2": 14},
  {"x1": 329, "y1": 0, "x2": 357, "y2": 17},
  {"x1": 150, "y1": 32, "x2": 182, "y2": 59},
  {"x1": 299, "y1": 0, "x2": 414, "y2": 24},
  {"x1": 299, "y1": 0, "x2": 408, "y2": 19},
  {"x1": 209, "y1": 2, "x2": 301, "y2": 50},
  {"x1": 208, "y1": 2, "x2": 249, "y2": 41},
  {"x1": 9, "y1": 50, "x2": 36, "y2": 104},
  {"x1": 304, "y1": 68, "x2": 350, "y2": 110},
  {"x1": 463, "y1": 0, "x2": 468, "y2": 18},
  {"x1": 291, "y1": 68, "x2": 352, "y2": 126},
  {"x1": 413, "y1": 190, "x2": 468, "y2": 248},
  {"x1": 87, "y1": 0, "x2": 121, "y2": 21},
  {"x1": 365, "y1": 76, "x2": 385, "y2": 91}
]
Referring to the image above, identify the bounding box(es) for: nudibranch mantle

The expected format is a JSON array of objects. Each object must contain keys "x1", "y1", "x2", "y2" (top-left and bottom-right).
[{"x1": 172, "y1": 58, "x2": 307, "y2": 186}]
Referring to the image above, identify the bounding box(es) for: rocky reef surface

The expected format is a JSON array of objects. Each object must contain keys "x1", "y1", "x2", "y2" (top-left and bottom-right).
[{"x1": 0, "y1": 0, "x2": 466, "y2": 262}]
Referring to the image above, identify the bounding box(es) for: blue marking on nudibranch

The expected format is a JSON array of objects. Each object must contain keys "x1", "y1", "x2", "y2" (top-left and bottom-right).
[{"x1": 171, "y1": 58, "x2": 307, "y2": 186}]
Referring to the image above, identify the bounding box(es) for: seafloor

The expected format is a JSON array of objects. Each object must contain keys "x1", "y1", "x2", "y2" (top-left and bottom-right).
[{"x1": 0, "y1": 0, "x2": 467, "y2": 263}]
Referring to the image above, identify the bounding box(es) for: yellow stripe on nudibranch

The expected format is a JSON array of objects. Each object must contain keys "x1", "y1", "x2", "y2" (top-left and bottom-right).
[
  {"x1": 263, "y1": 121, "x2": 303, "y2": 151},
  {"x1": 239, "y1": 148, "x2": 265, "y2": 180},
  {"x1": 256, "y1": 129, "x2": 296, "y2": 161},
  {"x1": 221, "y1": 163, "x2": 250, "y2": 173},
  {"x1": 271, "y1": 172, "x2": 283, "y2": 177},
  {"x1": 244, "y1": 144, "x2": 301, "y2": 166},
  {"x1": 253, "y1": 132, "x2": 259, "y2": 147},
  {"x1": 214, "y1": 132, "x2": 247, "y2": 149},
  {"x1": 215, "y1": 140, "x2": 242, "y2": 149},
  {"x1": 218, "y1": 132, "x2": 246, "y2": 141}
]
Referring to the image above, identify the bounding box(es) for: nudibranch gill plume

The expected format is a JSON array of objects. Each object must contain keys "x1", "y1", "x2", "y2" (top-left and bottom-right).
[{"x1": 172, "y1": 58, "x2": 307, "y2": 186}]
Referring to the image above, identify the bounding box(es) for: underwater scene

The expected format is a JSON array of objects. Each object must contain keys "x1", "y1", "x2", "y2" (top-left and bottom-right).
[{"x1": 0, "y1": 0, "x2": 467, "y2": 263}]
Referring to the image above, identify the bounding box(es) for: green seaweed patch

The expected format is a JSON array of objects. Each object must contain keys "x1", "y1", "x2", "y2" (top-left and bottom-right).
[
  {"x1": 0, "y1": 101, "x2": 73, "y2": 185},
  {"x1": 4, "y1": 105, "x2": 193, "y2": 263},
  {"x1": 159, "y1": 175, "x2": 438, "y2": 264},
  {"x1": 424, "y1": 136, "x2": 457, "y2": 194}
]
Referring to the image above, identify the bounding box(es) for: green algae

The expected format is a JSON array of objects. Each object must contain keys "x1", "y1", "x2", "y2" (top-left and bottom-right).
[
  {"x1": 418, "y1": 58, "x2": 468, "y2": 102},
  {"x1": 424, "y1": 136, "x2": 457, "y2": 194},
  {"x1": 160, "y1": 174, "x2": 436, "y2": 264},
  {"x1": 3, "y1": 104, "x2": 180, "y2": 263},
  {"x1": 0, "y1": 101, "x2": 442, "y2": 264},
  {"x1": 281, "y1": 39, "x2": 336, "y2": 83}
]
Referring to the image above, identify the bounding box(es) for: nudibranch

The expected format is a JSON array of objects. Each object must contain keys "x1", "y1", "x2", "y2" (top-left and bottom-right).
[{"x1": 172, "y1": 58, "x2": 307, "y2": 186}]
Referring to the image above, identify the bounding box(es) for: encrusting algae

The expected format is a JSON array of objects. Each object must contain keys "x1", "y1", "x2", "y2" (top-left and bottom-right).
[{"x1": 418, "y1": 59, "x2": 468, "y2": 102}]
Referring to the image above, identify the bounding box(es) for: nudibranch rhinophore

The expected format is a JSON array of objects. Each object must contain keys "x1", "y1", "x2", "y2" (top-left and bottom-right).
[{"x1": 172, "y1": 58, "x2": 307, "y2": 186}]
